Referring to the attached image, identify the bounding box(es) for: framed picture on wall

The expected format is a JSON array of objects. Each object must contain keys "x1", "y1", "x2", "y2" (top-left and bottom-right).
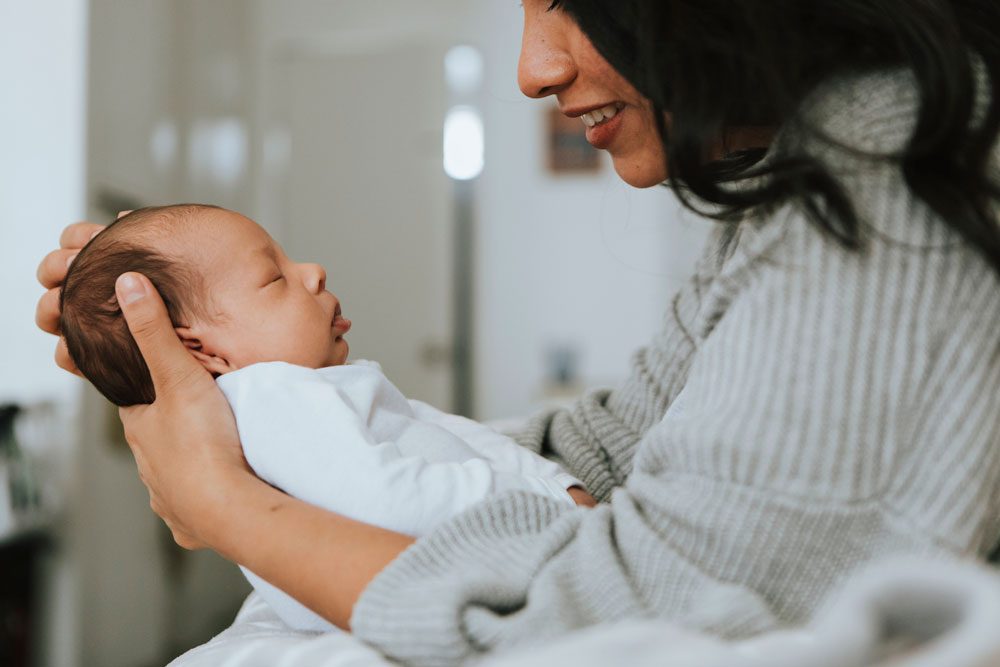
[{"x1": 547, "y1": 105, "x2": 602, "y2": 173}]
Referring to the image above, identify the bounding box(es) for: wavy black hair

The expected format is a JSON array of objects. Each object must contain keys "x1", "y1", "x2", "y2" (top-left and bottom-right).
[{"x1": 552, "y1": 0, "x2": 1000, "y2": 272}]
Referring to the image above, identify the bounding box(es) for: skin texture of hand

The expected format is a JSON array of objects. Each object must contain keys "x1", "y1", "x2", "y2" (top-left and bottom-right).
[{"x1": 35, "y1": 221, "x2": 107, "y2": 376}]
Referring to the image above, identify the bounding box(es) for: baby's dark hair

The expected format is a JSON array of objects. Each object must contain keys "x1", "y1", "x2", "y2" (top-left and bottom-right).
[{"x1": 61, "y1": 204, "x2": 220, "y2": 407}]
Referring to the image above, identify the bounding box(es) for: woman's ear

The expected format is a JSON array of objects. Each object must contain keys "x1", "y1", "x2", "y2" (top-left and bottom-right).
[{"x1": 175, "y1": 326, "x2": 238, "y2": 376}]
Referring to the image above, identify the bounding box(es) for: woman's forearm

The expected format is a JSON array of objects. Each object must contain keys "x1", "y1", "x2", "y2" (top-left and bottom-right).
[{"x1": 209, "y1": 472, "x2": 415, "y2": 629}]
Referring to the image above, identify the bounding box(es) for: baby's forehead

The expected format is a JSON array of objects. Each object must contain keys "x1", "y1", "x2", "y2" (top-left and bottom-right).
[{"x1": 162, "y1": 210, "x2": 270, "y2": 263}]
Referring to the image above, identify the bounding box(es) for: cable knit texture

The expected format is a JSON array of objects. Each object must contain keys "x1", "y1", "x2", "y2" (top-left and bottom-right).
[{"x1": 350, "y1": 69, "x2": 1000, "y2": 667}]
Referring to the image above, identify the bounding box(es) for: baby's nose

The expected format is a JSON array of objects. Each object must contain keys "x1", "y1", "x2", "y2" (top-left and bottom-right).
[{"x1": 304, "y1": 263, "x2": 326, "y2": 292}]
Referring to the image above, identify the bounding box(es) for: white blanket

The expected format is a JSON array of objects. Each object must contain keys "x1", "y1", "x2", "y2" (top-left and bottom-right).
[
  {"x1": 216, "y1": 361, "x2": 579, "y2": 632},
  {"x1": 169, "y1": 556, "x2": 1000, "y2": 667},
  {"x1": 169, "y1": 559, "x2": 1000, "y2": 667}
]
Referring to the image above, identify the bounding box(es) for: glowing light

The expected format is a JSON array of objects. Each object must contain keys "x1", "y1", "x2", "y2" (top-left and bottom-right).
[
  {"x1": 444, "y1": 45, "x2": 484, "y2": 95},
  {"x1": 187, "y1": 117, "x2": 247, "y2": 186},
  {"x1": 443, "y1": 105, "x2": 484, "y2": 181}
]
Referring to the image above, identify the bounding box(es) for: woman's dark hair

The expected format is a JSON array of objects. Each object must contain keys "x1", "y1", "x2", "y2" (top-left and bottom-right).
[{"x1": 553, "y1": 0, "x2": 1000, "y2": 272}]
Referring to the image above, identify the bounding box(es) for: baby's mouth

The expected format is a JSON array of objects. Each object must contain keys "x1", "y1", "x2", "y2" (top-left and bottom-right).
[{"x1": 332, "y1": 305, "x2": 351, "y2": 336}]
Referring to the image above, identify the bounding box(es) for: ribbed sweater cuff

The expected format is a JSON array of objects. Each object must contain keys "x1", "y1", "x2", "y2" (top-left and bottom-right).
[{"x1": 351, "y1": 492, "x2": 574, "y2": 666}]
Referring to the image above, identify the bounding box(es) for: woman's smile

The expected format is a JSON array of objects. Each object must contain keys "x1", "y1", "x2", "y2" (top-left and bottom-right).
[
  {"x1": 518, "y1": 2, "x2": 667, "y2": 186},
  {"x1": 565, "y1": 101, "x2": 627, "y2": 150},
  {"x1": 582, "y1": 103, "x2": 626, "y2": 150}
]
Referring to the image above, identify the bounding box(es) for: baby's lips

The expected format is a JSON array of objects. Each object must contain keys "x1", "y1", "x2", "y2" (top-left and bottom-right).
[{"x1": 332, "y1": 316, "x2": 352, "y2": 336}]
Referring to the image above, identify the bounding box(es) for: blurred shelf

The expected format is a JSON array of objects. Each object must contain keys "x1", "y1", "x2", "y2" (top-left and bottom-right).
[{"x1": 0, "y1": 517, "x2": 54, "y2": 549}]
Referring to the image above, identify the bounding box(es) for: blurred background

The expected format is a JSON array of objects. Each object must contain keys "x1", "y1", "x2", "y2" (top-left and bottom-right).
[{"x1": 0, "y1": 1, "x2": 709, "y2": 665}]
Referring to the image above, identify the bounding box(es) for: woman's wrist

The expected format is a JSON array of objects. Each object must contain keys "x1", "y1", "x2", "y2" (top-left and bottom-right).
[
  {"x1": 199, "y1": 469, "x2": 415, "y2": 628},
  {"x1": 194, "y1": 467, "x2": 278, "y2": 561}
]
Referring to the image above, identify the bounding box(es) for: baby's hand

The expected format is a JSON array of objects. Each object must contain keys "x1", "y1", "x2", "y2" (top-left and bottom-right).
[
  {"x1": 35, "y1": 221, "x2": 107, "y2": 376},
  {"x1": 567, "y1": 486, "x2": 597, "y2": 507}
]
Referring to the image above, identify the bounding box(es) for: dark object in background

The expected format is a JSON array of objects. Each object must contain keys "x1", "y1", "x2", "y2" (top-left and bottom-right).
[
  {"x1": 0, "y1": 536, "x2": 43, "y2": 667},
  {"x1": 0, "y1": 404, "x2": 20, "y2": 445},
  {"x1": 0, "y1": 405, "x2": 39, "y2": 517},
  {"x1": 0, "y1": 404, "x2": 46, "y2": 667}
]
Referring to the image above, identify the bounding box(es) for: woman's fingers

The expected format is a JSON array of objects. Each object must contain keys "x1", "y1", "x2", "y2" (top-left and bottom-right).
[
  {"x1": 114, "y1": 272, "x2": 208, "y2": 397},
  {"x1": 36, "y1": 248, "x2": 81, "y2": 289},
  {"x1": 37, "y1": 222, "x2": 105, "y2": 378},
  {"x1": 39, "y1": 221, "x2": 104, "y2": 289},
  {"x1": 58, "y1": 221, "x2": 104, "y2": 250},
  {"x1": 35, "y1": 287, "x2": 63, "y2": 335},
  {"x1": 568, "y1": 487, "x2": 597, "y2": 507},
  {"x1": 54, "y1": 337, "x2": 83, "y2": 377}
]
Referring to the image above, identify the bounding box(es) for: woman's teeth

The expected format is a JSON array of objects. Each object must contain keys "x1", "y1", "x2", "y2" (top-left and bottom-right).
[{"x1": 581, "y1": 103, "x2": 624, "y2": 128}]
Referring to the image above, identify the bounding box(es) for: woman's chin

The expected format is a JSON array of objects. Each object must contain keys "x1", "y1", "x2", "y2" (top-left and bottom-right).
[{"x1": 611, "y1": 157, "x2": 668, "y2": 189}]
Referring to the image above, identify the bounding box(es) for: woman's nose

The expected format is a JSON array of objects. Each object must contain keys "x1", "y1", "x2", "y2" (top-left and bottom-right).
[
  {"x1": 303, "y1": 263, "x2": 326, "y2": 293},
  {"x1": 518, "y1": 9, "x2": 577, "y2": 98}
]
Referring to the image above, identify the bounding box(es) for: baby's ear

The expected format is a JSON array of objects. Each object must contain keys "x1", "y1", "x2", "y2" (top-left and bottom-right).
[{"x1": 174, "y1": 326, "x2": 237, "y2": 376}]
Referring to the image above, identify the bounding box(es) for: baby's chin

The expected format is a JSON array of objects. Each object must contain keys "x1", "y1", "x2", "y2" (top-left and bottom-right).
[{"x1": 325, "y1": 342, "x2": 349, "y2": 367}]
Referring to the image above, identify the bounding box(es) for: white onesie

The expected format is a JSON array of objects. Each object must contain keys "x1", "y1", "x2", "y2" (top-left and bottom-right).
[{"x1": 216, "y1": 360, "x2": 580, "y2": 631}]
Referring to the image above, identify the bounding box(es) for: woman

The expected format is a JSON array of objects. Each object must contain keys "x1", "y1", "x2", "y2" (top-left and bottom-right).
[{"x1": 35, "y1": 0, "x2": 1000, "y2": 664}]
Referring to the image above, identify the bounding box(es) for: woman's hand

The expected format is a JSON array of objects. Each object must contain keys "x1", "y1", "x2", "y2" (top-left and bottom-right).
[
  {"x1": 114, "y1": 271, "x2": 254, "y2": 550},
  {"x1": 35, "y1": 221, "x2": 106, "y2": 376}
]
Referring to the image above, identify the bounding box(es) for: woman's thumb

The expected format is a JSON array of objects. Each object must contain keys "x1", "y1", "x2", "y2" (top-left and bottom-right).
[{"x1": 116, "y1": 272, "x2": 202, "y2": 394}]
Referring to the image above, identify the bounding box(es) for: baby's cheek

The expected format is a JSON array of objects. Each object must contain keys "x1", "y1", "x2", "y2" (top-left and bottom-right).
[{"x1": 300, "y1": 334, "x2": 332, "y2": 369}]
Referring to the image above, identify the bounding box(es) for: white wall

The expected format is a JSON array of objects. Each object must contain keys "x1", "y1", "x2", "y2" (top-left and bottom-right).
[
  {"x1": 0, "y1": 1, "x2": 89, "y2": 406},
  {"x1": 0, "y1": 4, "x2": 89, "y2": 666}
]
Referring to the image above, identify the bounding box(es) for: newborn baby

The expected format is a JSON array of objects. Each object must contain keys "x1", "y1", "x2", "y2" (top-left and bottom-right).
[{"x1": 61, "y1": 204, "x2": 587, "y2": 631}]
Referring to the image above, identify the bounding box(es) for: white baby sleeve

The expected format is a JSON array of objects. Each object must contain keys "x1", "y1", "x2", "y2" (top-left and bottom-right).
[
  {"x1": 218, "y1": 362, "x2": 407, "y2": 632},
  {"x1": 218, "y1": 362, "x2": 399, "y2": 521},
  {"x1": 217, "y1": 362, "x2": 578, "y2": 632},
  {"x1": 408, "y1": 399, "x2": 581, "y2": 492},
  {"x1": 221, "y1": 363, "x2": 576, "y2": 531}
]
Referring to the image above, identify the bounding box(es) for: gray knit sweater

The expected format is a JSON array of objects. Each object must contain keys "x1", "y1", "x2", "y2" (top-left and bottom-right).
[{"x1": 351, "y1": 69, "x2": 1000, "y2": 666}]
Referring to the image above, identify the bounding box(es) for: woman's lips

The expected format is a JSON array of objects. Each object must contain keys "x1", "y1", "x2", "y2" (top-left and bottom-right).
[{"x1": 585, "y1": 106, "x2": 625, "y2": 150}]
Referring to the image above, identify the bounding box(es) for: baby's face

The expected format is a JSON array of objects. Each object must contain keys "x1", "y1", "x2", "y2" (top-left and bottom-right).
[{"x1": 175, "y1": 209, "x2": 351, "y2": 372}]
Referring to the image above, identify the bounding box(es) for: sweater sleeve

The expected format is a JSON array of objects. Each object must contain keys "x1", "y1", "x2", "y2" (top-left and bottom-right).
[
  {"x1": 506, "y1": 222, "x2": 738, "y2": 502},
  {"x1": 350, "y1": 181, "x2": 1000, "y2": 665}
]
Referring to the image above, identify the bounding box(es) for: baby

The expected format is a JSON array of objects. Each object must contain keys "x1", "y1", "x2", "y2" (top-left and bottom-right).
[{"x1": 61, "y1": 204, "x2": 589, "y2": 631}]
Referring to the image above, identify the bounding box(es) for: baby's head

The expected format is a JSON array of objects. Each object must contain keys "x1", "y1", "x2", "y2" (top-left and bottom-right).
[{"x1": 61, "y1": 205, "x2": 351, "y2": 406}]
